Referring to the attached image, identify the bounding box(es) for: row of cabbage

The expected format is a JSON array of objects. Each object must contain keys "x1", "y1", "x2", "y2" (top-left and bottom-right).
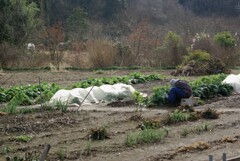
[
  {"x1": 0, "y1": 73, "x2": 163, "y2": 106},
  {"x1": 0, "y1": 73, "x2": 234, "y2": 107},
  {"x1": 150, "y1": 74, "x2": 233, "y2": 106}
]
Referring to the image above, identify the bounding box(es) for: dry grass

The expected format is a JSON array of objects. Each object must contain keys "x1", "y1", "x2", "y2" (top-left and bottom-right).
[
  {"x1": 114, "y1": 42, "x2": 136, "y2": 67},
  {"x1": 86, "y1": 39, "x2": 117, "y2": 68},
  {"x1": 201, "y1": 108, "x2": 219, "y2": 119},
  {"x1": 65, "y1": 51, "x2": 90, "y2": 68},
  {"x1": 141, "y1": 116, "x2": 164, "y2": 129},
  {"x1": 0, "y1": 42, "x2": 21, "y2": 67},
  {"x1": 219, "y1": 136, "x2": 237, "y2": 143},
  {"x1": 0, "y1": 111, "x2": 7, "y2": 116},
  {"x1": 23, "y1": 51, "x2": 51, "y2": 67},
  {"x1": 176, "y1": 141, "x2": 210, "y2": 153},
  {"x1": 68, "y1": 42, "x2": 86, "y2": 66},
  {"x1": 87, "y1": 127, "x2": 110, "y2": 140},
  {"x1": 0, "y1": 43, "x2": 52, "y2": 68}
]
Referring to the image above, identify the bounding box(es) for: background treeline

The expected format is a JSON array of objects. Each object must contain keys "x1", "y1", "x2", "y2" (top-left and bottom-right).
[
  {"x1": 179, "y1": 0, "x2": 240, "y2": 17},
  {"x1": 1, "y1": 0, "x2": 240, "y2": 69}
]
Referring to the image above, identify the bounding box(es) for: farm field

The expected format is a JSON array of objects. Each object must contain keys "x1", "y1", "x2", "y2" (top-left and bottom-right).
[{"x1": 0, "y1": 69, "x2": 240, "y2": 161}]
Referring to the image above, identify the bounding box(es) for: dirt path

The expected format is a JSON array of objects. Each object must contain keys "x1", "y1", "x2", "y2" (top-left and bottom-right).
[{"x1": 1, "y1": 94, "x2": 240, "y2": 161}]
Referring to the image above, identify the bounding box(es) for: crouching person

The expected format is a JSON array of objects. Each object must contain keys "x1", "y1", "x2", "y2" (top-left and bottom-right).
[{"x1": 167, "y1": 79, "x2": 192, "y2": 105}]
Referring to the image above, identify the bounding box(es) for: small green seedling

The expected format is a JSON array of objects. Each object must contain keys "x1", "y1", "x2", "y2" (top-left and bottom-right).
[{"x1": 14, "y1": 135, "x2": 32, "y2": 142}]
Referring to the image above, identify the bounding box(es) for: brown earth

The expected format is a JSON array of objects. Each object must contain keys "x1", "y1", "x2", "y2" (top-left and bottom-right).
[{"x1": 0, "y1": 69, "x2": 240, "y2": 161}]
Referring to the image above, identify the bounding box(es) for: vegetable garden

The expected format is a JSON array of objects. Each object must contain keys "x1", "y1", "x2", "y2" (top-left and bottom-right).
[
  {"x1": 0, "y1": 73, "x2": 233, "y2": 110},
  {"x1": 0, "y1": 69, "x2": 240, "y2": 161}
]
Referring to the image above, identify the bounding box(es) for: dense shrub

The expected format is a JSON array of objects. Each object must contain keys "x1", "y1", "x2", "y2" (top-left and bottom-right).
[
  {"x1": 214, "y1": 32, "x2": 236, "y2": 48},
  {"x1": 183, "y1": 49, "x2": 211, "y2": 65},
  {"x1": 172, "y1": 49, "x2": 230, "y2": 76},
  {"x1": 213, "y1": 31, "x2": 238, "y2": 67},
  {"x1": 156, "y1": 31, "x2": 186, "y2": 66}
]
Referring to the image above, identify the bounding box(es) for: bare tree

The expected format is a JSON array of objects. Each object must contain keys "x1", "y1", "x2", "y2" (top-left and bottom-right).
[
  {"x1": 128, "y1": 19, "x2": 161, "y2": 66},
  {"x1": 43, "y1": 22, "x2": 66, "y2": 70}
]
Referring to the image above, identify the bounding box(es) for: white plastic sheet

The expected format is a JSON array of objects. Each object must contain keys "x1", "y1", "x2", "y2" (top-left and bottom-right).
[
  {"x1": 49, "y1": 83, "x2": 136, "y2": 106},
  {"x1": 222, "y1": 74, "x2": 240, "y2": 93}
]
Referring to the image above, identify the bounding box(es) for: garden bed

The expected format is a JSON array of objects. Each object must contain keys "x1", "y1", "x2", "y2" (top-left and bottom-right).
[{"x1": 0, "y1": 69, "x2": 240, "y2": 161}]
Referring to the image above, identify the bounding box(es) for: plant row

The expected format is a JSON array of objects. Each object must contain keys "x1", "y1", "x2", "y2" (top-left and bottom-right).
[
  {"x1": 0, "y1": 73, "x2": 163, "y2": 106},
  {"x1": 72, "y1": 72, "x2": 163, "y2": 88},
  {"x1": 126, "y1": 107, "x2": 218, "y2": 147},
  {"x1": 150, "y1": 74, "x2": 233, "y2": 106},
  {"x1": 190, "y1": 74, "x2": 233, "y2": 99},
  {"x1": 0, "y1": 83, "x2": 59, "y2": 106}
]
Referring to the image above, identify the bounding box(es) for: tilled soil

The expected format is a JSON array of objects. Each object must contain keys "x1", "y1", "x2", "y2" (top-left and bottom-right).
[
  {"x1": 1, "y1": 70, "x2": 240, "y2": 161},
  {"x1": 0, "y1": 69, "x2": 171, "y2": 88},
  {"x1": 1, "y1": 95, "x2": 240, "y2": 161}
]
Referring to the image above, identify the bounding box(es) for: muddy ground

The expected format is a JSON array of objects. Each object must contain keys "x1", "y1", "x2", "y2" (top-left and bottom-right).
[{"x1": 0, "y1": 69, "x2": 240, "y2": 161}]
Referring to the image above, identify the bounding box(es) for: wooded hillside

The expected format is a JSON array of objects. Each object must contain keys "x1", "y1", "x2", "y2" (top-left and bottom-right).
[
  {"x1": 1, "y1": 0, "x2": 240, "y2": 69},
  {"x1": 179, "y1": 0, "x2": 240, "y2": 17}
]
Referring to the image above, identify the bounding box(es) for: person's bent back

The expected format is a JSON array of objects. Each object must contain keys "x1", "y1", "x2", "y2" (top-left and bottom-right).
[{"x1": 167, "y1": 79, "x2": 192, "y2": 105}]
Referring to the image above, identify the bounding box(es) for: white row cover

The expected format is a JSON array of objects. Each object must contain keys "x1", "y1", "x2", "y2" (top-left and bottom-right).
[
  {"x1": 49, "y1": 83, "x2": 136, "y2": 106},
  {"x1": 222, "y1": 74, "x2": 240, "y2": 93}
]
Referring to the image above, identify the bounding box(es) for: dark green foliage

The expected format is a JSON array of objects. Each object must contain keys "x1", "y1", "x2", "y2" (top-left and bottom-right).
[
  {"x1": 218, "y1": 84, "x2": 234, "y2": 96},
  {"x1": 191, "y1": 74, "x2": 234, "y2": 99},
  {"x1": 102, "y1": 0, "x2": 127, "y2": 19},
  {"x1": 0, "y1": 0, "x2": 11, "y2": 43},
  {"x1": 0, "y1": 72, "x2": 161, "y2": 106},
  {"x1": 0, "y1": 92, "x2": 6, "y2": 103},
  {"x1": 0, "y1": 0, "x2": 39, "y2": 44},
  {"x1": 43, "y1": 0, "x2": 127, "y2": 25},
  {"x1": 150, "y1": 86, "x2": 169, "y2": 105},
  {"x1": 0, "y1": 1, "x2": 27, "y2": 44},
  {"x1": 178, "y1": 0, "x2": 239, "y2": 17},
  {"x1": 10, "y1": 92, "x2": 32, "y2": 106},
  {"x1": 0, "y1": 83, "x2": 59, "y2": 106},
  {"x1": 66, "y1": 7, "x2": 88, "y2": 40},
  {"x1": 150, "y1": 74, "x2": 233, "y2": 106},
  {"x1": 192, "y1": 83, "x2": 233, "y2": 99}
]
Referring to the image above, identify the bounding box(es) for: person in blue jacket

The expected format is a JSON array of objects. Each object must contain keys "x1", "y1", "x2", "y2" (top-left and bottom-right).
[{"x1": 167, "y1": 79, "x2": 192, "y2": 105}]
